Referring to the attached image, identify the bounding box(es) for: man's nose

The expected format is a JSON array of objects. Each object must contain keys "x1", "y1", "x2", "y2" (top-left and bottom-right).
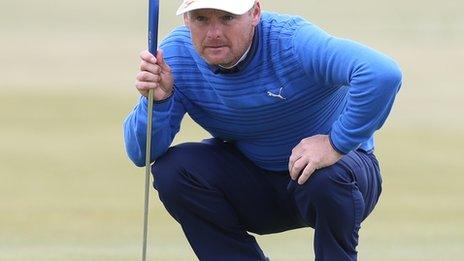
[{"x1": 206, "y1": 23, "x2": 222, "y2": 39}]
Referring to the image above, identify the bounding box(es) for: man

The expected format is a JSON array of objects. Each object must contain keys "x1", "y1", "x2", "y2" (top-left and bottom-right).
[{"x1": 124, "y1": 0, "x2": 402, "y2": 260}]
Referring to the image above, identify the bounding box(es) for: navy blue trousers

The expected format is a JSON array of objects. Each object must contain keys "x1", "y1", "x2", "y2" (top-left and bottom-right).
[{"x1": 152, "y1": 139, "x2": 382, "y2": 261}]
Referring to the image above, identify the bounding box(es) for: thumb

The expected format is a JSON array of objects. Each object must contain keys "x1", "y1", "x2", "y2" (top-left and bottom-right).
[{"x1": 156, "y1": 49, "x2": 171, "y2": 73}]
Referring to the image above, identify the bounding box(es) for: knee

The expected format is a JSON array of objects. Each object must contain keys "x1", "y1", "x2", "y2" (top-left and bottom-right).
[
  {"x1": 299, "y1": 168, "x2": 338, "y2": 202},
  {"x1": 294, "y1": 165, "x2": 360, "y2": 221},
  {"x1": 151, "y1": 144, "x2": 192, "y2": 204},
  {"x1": 309, "y1": 165, "x2": 356, "y2": 201},
  {"x1": 151, "y1": 142, "x2": 215, "y2": 205}
]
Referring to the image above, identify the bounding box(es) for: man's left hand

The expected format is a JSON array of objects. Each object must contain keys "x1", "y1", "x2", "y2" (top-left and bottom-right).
[{"x1": 288, "y1": 135, "x2": 343, "y2": 185}]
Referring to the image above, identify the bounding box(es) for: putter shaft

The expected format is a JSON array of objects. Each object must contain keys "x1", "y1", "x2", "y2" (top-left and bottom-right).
[{"x1": 142, "y1": 89, "x2": 154, "y2": 261}]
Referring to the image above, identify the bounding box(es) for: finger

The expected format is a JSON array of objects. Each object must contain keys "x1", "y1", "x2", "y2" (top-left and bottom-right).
[
  {"x1": 135, "y1": 81, "x2": 158, "y2": 91},
  {"x1": 140, "y1": 61, "x2": 161, "y2": 74},
  {"x1": 288, "y1": 154, "x2": 296, "y2": 173},
  {"x1": 140, "y1": 50, "x2": 156, "y2": 63},
  {"x1": 288, "y1": 145, "x2": 303, "y2": 172},
  {"x1": 136, "y1": 71, "x2": 160, "y2": 83},
  {"x1": 288, "y1": 153, "x2": 301, "y2": 175},
  {"x1": 297, "y1": 163, "x2": 317, "y2": 185},
  {"x1": 290, "y1": 156, "x2": 307, "y2": 181},
  {"x1": 134, "y1": 81, "x2": 149, "y2": 97},
  {"x1": 156, "y1": 49, "x2": 171, "y2": 73}
]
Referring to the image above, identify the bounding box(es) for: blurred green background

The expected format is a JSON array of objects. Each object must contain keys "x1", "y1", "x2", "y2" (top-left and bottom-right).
[{"x1": 1, "y1": 0, "x2": 463, "y2": 260}]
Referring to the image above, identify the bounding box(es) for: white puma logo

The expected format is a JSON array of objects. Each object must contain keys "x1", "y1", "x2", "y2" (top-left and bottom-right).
[{"x1": 267, "y1": 87, "x2": 286, "y2": 100}]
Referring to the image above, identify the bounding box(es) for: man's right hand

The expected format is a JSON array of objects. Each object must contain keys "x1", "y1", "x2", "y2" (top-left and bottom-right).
[{"x1": 135, "y1": 49, "x2": 173, "y2": 101}]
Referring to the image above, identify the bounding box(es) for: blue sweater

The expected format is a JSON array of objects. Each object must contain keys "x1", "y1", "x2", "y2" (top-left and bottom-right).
[{"x1": 124, "y1": 11, "x2": 402, "y2": 171}]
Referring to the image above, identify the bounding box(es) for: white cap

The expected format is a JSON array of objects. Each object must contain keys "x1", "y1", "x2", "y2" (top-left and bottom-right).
[{"x1": 176, "y1": 0, "x2": 256, "y2": 16}]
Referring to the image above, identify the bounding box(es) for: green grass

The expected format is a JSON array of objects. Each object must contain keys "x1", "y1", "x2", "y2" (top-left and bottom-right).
[{"x1": 1, "y1": 0, "x2": 464, "y2": 260}]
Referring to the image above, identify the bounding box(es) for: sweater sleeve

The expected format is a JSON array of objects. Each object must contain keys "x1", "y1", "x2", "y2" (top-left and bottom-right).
[
  {"x1": 123, "y1": 91, "x2": 186, "y2": 167},
  {"x1": 292, "y1": 22, "x2": 403, "y2": 154}
]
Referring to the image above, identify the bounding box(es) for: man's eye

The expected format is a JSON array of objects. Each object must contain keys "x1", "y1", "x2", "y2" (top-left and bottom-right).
[
  {"x1": 222, "y1": 15, "x2": 234, "y2": 21},
  {"x1": 195, "y1": 16, "x2": 207, "y2": 22}
]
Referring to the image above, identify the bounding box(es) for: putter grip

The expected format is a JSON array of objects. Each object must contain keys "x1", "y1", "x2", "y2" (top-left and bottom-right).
[{"x1": 148, "y1": 0, "x2": 159, "y2": 55}]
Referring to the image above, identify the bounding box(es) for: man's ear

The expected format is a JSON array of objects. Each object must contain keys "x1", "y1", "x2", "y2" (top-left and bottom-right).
[
  {"x1": 183, "y1": 13, "x2": 190, "y2": 28},
  {"x1": 251, "y1": 1, "x2": 262, "y2": 26}
]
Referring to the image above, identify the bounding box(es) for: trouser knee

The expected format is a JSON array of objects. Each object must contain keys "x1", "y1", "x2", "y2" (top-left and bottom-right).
[
  {"x1": 151, "y1": 145, "x2": 190, "y2": 206},
  {"x1": 151, "y1": 142, "x2": 218, "y2": 208},
  {"x1": 294, "y1": 164, "x2": 365, "y2": 227}
]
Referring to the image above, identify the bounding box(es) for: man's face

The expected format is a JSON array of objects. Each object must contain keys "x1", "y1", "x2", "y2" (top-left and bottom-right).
[{"x1": 184, "y1": 3, "x2": 261, "y2": 67}]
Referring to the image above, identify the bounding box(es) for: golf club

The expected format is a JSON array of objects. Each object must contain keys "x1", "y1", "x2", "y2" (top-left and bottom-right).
[{"x1": 142, "y1": 0, "x2": 159, "y2": 260}]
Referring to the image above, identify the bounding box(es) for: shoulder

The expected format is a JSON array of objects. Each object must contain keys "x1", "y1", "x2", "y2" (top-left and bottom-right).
[
  {"x1": 162, "y1": 26, "x2": 191, "y2": 45},
  {"x1": 159, "y1": 26, "x2": 194, "y2": 57},
  {"x1": 260, "y1": 11, "x2": 309, "y2": 36},
  {"x1": 261, "y1": 11, "x2": 306, "y2": 25},
  {"x1": 260, "y1": 11, "x2": 331, "y2": 38},
  {"x1": 259, "y1": 11, "x2": 329, "y2": 49}
]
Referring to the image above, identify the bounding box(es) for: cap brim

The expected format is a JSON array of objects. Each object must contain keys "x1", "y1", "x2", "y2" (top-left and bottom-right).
[{"x1": 176, "y1": 0, "x2": 254, "y2": 16}]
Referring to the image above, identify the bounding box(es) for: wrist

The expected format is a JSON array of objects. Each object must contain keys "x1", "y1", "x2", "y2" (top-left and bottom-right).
[
  {"x1": 155, "y1": 89, "x2": 174, "y2": 104},
  {"x1": 328, "y1": 133, "x2": 347, "y2": 155}
]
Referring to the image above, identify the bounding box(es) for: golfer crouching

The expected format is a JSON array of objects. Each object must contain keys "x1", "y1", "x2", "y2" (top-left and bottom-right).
[{"x1": 124, "y1": 0, "x2": 402, "y2": 260}]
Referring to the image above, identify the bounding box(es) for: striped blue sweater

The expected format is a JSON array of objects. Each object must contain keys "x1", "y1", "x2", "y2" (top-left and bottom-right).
[{"x1": 124, "y1": 12, "x2": 402, "y2": 171}]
